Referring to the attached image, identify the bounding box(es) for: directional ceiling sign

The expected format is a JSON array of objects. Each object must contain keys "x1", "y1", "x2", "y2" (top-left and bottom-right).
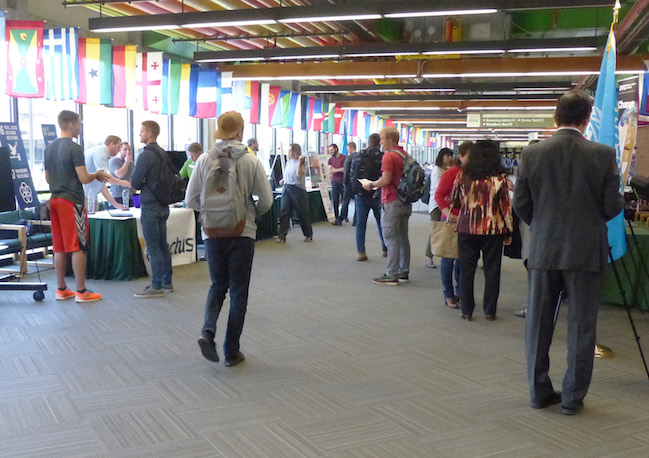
[{"x1": 467, "y1": 112, "x2": 555, "y2": 128}]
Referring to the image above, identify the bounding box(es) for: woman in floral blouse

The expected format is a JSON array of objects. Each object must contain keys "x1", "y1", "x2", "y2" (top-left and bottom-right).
[{"x1": 451, "y1": 140, "x2": 513, "y2": 321}]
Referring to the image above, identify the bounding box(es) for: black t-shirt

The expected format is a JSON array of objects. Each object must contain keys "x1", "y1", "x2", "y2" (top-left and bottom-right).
[{"x1": 44, "y1": 137, "x2": 85, "y2": 205}]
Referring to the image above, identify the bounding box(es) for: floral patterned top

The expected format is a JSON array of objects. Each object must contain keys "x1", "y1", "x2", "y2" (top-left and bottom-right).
[{"x1": 451, "y1": 171, "x2": 513, "y2": 236}]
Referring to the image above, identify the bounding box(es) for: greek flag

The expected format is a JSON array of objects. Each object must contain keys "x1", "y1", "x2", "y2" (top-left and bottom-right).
[
  {"x1": 43, "y1": 27, "x2": 78, "y2": 101},
  {"x1": 585, "y1": 30, "x2": 626, "y2": 261}
]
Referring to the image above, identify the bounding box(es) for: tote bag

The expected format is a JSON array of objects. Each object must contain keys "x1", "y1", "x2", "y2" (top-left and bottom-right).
[{"x1": 431, "y1": 220, "x2": 459, "y2": 259}]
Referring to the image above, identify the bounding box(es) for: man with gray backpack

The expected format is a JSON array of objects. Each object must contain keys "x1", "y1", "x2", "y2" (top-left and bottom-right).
[{"x1": 186, "y1": 111, "x2": 273, "y2": 367}]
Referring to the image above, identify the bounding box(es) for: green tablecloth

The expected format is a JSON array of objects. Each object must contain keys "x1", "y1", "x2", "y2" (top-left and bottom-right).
[
  {"x1": 256, "y1": 190, "x2": 326, "y2": 240},
  {"x1": 87, "y1": 217, "x2": 147, "y2": 281},
  {"x1": 601, "y1": 223, "x2": 649, "y2": 312}
]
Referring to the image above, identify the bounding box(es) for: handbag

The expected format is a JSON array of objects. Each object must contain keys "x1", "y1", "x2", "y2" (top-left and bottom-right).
[{"x1": 431, "y1": 220, "x2": 459, "y2": 259}]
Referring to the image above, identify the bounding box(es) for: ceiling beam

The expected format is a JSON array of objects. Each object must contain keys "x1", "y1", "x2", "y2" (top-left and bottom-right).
[
  {"x1": 338, "y1": 100, "x2": 556, "y2": 109},
  {"x1": 331, "y1": 94, "x2": 561, "y2": 102},
  {"x1": 88, "y1": 0, "x2": 616, "y2": 33},
  {"x1": 194, "y1": 37, "x2": 603, "y2": 62},
  {"x1": 301, "y1": 81, "x2": 574, "y2": 93},
  {"x1": 218, "y1": 55, "x2": 649, "y2": 80}
]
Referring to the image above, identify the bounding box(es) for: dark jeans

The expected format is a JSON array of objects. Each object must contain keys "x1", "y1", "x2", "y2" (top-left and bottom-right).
[
  {"x1": 458, "y1": 233, "x2": 503, "y2": 317},
  {"x1": 278, "y1": 185, "x2": 313, "y2": 239},
  {"x1": 340, "y1": 184, "x2": 356, "y2": 223},
  {"x1": 202, "y1": 237, "x2": 255, "y2": 360},
  {"x1": 331, "y1": 181, "x2": 344, "y2": 219},
  {"x1": 355, "y1": 194, "x2": 386, "y2": 254},
  {"x1": 140, "y1": 204, "x2": 172, "y2": 289}
]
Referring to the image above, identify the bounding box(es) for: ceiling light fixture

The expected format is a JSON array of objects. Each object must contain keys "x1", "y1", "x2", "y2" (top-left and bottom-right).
[
  {"x1": 279, "y1": 14, "x2": 382, "y2": 23},
  {"x1": 183, "y1": 19, "x2": 277, "y2": 28},
  {"x1": 423, "y1": 49, "x2": 505, "y2": 55},
  {"x1": 508, "y1": 47, "x2": 597, "y2": 53},
  {"x1": 269, "y1": 54, "x2": 340, "y2": 60},
  {"x1": 385, "y1": 8, "x2": 498, "y2": 18},
  {"x1": 92, "y1": 25, "x2": 180, "y2": 33}
]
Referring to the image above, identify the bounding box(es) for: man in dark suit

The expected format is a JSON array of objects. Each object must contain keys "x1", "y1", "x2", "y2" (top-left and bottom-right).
[{"x1": 513, "y1": 90, "x2": 624, "y2": 415}]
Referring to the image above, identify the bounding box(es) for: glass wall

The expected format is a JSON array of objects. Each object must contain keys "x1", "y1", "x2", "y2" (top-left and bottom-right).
[
  {"x1": 173, "y1": 115, "x2": 199, "y2": 151},
  {"x1": 82, "y1": 104, "x2": 128, "y2": 150},
  {"x1": 19, "y1": 98, "x2": 76, "y2": 191}
]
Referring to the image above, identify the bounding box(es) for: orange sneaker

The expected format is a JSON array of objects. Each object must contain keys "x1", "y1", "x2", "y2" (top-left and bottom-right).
[
  {"x1": 75, "y1": 290, "x2": 102, "y2": 303},
  {"x1": 55, "y1": 288, "x2": 76, "y2": 300}
]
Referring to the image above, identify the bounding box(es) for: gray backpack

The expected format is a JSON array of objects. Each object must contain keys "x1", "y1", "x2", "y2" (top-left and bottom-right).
[{"x1": 200, "y1": 146, "x2": 248, "y2": 238}]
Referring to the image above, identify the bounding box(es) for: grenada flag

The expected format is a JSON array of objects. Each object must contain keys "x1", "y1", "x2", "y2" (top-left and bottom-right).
[{"x1": 6, "y1": 20, "x2": 45, "y2": 98}]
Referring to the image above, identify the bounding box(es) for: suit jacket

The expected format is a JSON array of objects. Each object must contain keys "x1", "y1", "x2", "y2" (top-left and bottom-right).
[{"x1": 513, "y1": 128, "x2": 624, "y2": 272}]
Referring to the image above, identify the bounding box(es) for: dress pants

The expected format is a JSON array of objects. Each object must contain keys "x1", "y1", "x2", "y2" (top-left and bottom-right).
[
  {"x1": 458, "y1": 233, "x2": 503, "y2": 317},
  {"x1": 526, "y1": 268, "x2": 601, "y2": 409}
]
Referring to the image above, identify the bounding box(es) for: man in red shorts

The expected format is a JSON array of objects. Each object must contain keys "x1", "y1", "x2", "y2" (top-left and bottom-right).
[{"x1": 44, "y1": 110, "x2": 109, "y2": 302}]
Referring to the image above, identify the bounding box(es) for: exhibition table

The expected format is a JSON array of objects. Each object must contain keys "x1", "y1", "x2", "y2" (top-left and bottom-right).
[
  {"x1": 256, "y1": 189, "x2": 327, "y2": 240},
  {"x1": 601, "y1": 223, "x2": 649, "y2": 312},
  {"x1": 87, "y1": 207, "x2": 196, "y2": 281}
]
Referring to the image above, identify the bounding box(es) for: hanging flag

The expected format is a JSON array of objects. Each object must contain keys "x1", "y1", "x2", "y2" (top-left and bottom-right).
[
  {"x1": 334, "y1": 105, "x2": 345, "y2": 135},
  {"x1": 216, "y1": 71, "x2": 233, "y2": 117},
  {"x1": 311, "y1": 99, "x2": 323, "y2": 131},
  {"x1": 364, "y1": 113, "x2": 371, "y2": 139},
  {"x1": 43, "y1": 27, "x2": 78, "y2": 101},
  {"x1": 161, "y1": 59, "x2": 182, "y2": 115},
  {"x1": 346, "y1": 110, "x2": 358, "y2": 137},
  {"x1": 112, "y1": 45, "x2": 137, "y2": 108},
  {"x1": 232, "y1": 80, "x2": 246, "y2": 114},
  {"x1": 585, "y1": 21, "x2": 626, "y2": 261},
  {"x1": 191, "y1": 67, "x2": 217, "y2": 118},
  {"x1": 300, "y1": 95, "x2": 309, "y2": 131},
  {"x1": 292, "y1": 94, "x2": 302, "y2": 131},
  {"x1": 281, "y1": 91, "x2": 299, "y2": 129},
  {"x1": 268, "y1": 86, "x2": 282, "y2": 126},
  {"x1": 260, "y1": 83, "x2": 270, "y2": 126},
  {"x1": 6, "y1": 20, "x2": 45, "y2": 98},
  {"x1": 135, "y1": 51, "x2": 162, "y2": 112},
  {"x1": 177, "y1": 63, "x2": 196, "y2": 116},
  {"x1": 76, "y1": 37, "x2": 112, "y2": 105},
  {"x1": 246, "y1": 80, "x2": 261, "y2": 124}
]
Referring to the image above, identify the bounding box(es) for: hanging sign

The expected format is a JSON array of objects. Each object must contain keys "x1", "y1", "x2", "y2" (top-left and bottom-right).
[
  {"x1": 467, "y1": 113, "x2": 555, "y2": 128},
  {"x1": 0, "y1": 122, "x2": 39, "y2": 209},
  {"x1": 618, "y1": 76, "x2": 639, "y2": 185}
]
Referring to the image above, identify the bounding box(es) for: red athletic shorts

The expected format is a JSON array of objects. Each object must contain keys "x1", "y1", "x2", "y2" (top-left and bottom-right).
[{"x1": 50, "y1": 197, "x2": 88, "y2": 253}]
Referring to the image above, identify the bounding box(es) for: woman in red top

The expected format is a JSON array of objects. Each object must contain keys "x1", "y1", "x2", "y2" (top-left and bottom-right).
[
  {"x1": 434, "y1": 142, "x2": 472, "y2": 308},
  {"x1": 450, "y1": 140, "x2": 513, "y2": 321}
]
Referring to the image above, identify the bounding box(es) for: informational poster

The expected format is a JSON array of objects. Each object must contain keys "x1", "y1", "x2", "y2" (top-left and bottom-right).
[
  {"x1": 0, "y1": 122, "x2": 39, "y2": 209},
  {"x1": 307, "y1": 153, "x2": 331, "y2": 189},
  {"x1": 618, "y1": 76, "x2": 639, "y2": 185},
  {"x1": 318, "y1": 182, "x2": 335, "y2": 222},
  {"x1": 41, "y1": 124, "x2": 57, "y2": 148}
]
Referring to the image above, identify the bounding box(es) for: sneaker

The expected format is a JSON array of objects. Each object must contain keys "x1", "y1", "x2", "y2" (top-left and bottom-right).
[
  {"x1": 162, "y1": 283, "x2": 174, "y2": 293},
  {"x1": 372, "y1": 275, "x2": 399, "y2": 286},
  {"x1": 198, "y1": 336, "x2": 220, "y2": 362},
  {"x1": 398, "y1": 273, "x2": 410, "y2": 283},
  {"x1": 332, "y1": 220, "x2": 342, "y2": 226},
  {"x1": 357, "y1": 253, "x2": 368, "y2": 261},
  {"x1": 75, "y1": 290, "x2": 102, "y2": 303},
  {"x1": 55, "y1": 288, "x2": 76, "y2": 300},
  {"x1": 224, "y1": 351, "x2": 245, "y2": 367},
  {"x1": 133, "y1": 286, "x2": 164, "y2": 298},
  {"x1": 425, "y1": 258, "x2": 437, "y2": 268}
]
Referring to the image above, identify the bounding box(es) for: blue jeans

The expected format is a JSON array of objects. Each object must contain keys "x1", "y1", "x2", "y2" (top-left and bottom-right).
[
  {"x1": 355, "y1": 194, "x2": 386, "y2": 254},
  {"x1": 202, "y1": 237, "x2": 255, "y2": 360},
  {"x1": 140, "y1": 204, "x2": 172, "y2": 289},
  {"x1": 440, "y1": 257, "x2": 461, "y2": 299}
]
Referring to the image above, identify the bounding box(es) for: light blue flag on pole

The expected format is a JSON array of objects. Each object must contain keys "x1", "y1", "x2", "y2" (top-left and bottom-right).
[
  {"x1": 43, "y1": 27, "x2": 79, "y2": 101},
  {"x1": 585, "y1": 30, "x2": 626, "y2": 261}
]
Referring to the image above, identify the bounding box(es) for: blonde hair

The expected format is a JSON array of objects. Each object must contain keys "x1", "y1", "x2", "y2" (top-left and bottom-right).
[{"x1": 380, "y1": 126, "x2": 400, "y2": 144}]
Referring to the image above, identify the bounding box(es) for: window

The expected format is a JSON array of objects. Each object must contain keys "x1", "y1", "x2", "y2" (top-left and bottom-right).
[
  {"x1": 307, "y1": 130, "x2": 318, "y2": 155},
  {"x1": 132, "y1": 109, "x2": 169, "y2": 152},
  {"x1": 82, "y1": 104, "x2": 128, "y2": 150},
  {"x1": 292, "y1": 129, "x2": 306, "y2": 152},
  {"x1": 19, "y1": 98, "x2": 76, "y2": 191},
  {"x1": 173, "y1": 115, "x2": 199, "y2": 151},
  {"x1": 256, "y1": 123, "x2": 273, "y2": 174},
  {"x1": 276, "y1": 127, "x2": 292, "y2": 157}
]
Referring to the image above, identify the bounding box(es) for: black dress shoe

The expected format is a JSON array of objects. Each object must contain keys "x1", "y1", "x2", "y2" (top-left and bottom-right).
[
  {"x1": 560, "y1": 401, "x2": 584, "y2": 415},
  {"x1": 460, "y1": 313, "x2": 472, "y2": 321},
  {"x1": 530, "y1": 391, "x2": 561, "y2": 409}
]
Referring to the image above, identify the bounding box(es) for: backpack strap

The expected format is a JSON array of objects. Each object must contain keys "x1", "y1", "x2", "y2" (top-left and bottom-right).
[{"x1": 390, "y1": 149, "x2": 407, "y2": 164}]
